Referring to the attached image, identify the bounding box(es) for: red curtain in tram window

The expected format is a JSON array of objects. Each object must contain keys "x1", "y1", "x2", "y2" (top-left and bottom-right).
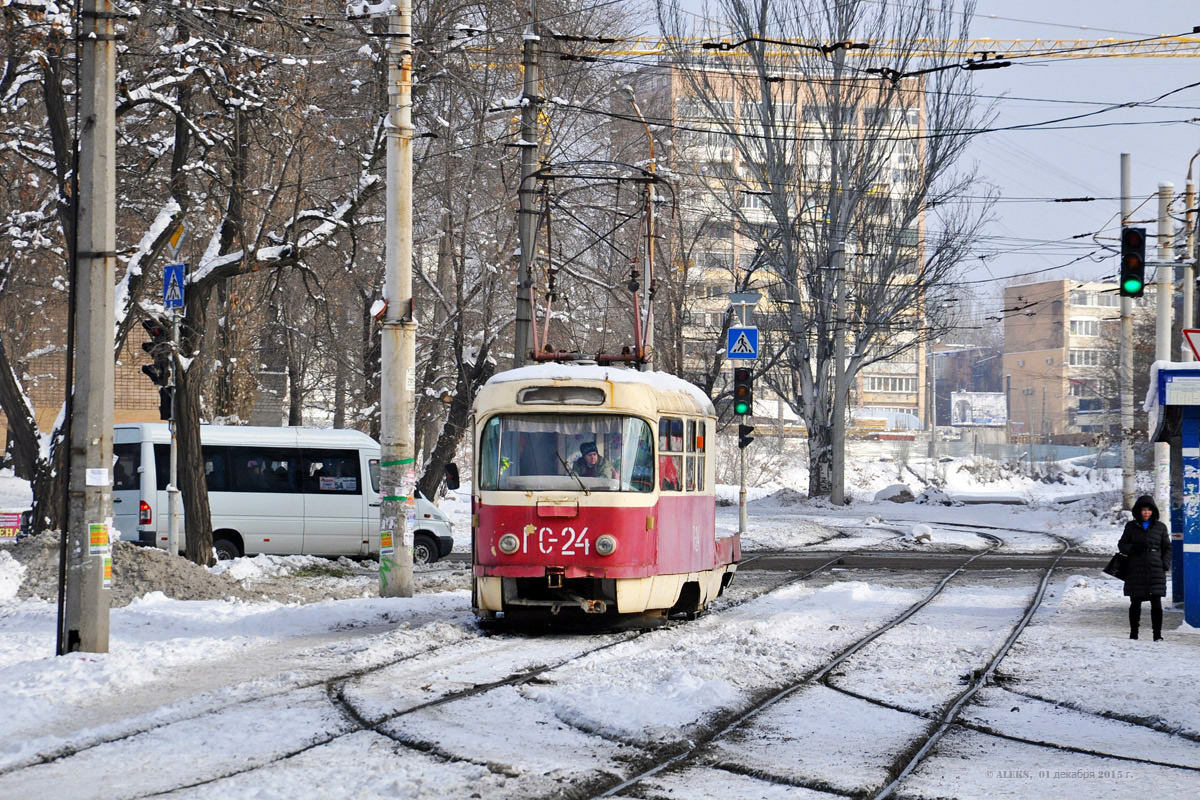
[{"x1": 659, "y1": 455, "x2": 681, "y2": 491}]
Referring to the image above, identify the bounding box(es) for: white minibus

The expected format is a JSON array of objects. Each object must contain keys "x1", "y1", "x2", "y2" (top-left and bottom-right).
[{"x1": 112, "y1": 424, "x2": 454, "y2": 563}]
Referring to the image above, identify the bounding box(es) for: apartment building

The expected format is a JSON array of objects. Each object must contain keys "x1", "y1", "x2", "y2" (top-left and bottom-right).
[
  {"x1": 1002, "y1": 279, "x2": 1136, "y2": 439},
  {"x1": 621, "y1": 63, "x2": 930, "y2": 426}
]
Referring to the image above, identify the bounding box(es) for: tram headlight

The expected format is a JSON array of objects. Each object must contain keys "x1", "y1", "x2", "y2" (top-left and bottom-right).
[
  {"x1": 595, "y1": 534, "x2": 617, "y2": 556},
  {"x1": 497, "y1": 533, "x2": 520, "y2": 555}
]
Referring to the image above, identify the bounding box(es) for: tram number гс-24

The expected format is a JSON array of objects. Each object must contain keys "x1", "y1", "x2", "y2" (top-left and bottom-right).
[{"x1": 516, "y1": 525, "x2": 592, "y2": 555}]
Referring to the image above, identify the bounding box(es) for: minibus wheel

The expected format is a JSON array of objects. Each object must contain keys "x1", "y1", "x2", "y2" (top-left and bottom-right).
[
  {"x1": 413, "y1": 532, "x2": 438, "y2": 565},
  {"x1": 213, "y1": 536, "x2": 241, "y2": 561}
]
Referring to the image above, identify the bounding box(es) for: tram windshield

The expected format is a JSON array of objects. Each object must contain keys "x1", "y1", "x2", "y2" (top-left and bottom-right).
[{"x1": 478, "y1": 414, "x2": 655, "y2": 492}]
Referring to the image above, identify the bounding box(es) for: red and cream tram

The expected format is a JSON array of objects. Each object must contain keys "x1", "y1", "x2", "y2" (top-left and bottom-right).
[{"x1": 470, "y1": 363, "x2": 740, "y2": 625}]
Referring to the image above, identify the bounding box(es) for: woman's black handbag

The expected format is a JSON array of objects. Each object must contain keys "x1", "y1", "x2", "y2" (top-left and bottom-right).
[{"x1": 1103, "y1": 553, "x2": 1127, "y2": 579}]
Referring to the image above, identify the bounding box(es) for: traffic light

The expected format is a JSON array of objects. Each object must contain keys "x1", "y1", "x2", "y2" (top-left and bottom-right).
[
  {"x1": 732, "y1": 366, "x2": 753, "y2": 415},
  {"x1": 1119, "y1": 226, "x2": 1146, "y2": 298},
  {"x1": 738, "y1": 423, "x2": 755, "y2": 449},
  {"x1": 140, "y1": 317, "x2": 172, "y2": 386},
  {"x1": 158, "y1": 387, "x2": 174, "y2": 421}
]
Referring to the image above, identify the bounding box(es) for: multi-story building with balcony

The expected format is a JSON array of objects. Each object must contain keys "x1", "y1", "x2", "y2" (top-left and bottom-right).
[
  {"x1": 619, "y1": 63, "x2": 931, "y2": 427},
  {"x1": 1002, "y1": 279, "x2": 1142, "y2": 440}
]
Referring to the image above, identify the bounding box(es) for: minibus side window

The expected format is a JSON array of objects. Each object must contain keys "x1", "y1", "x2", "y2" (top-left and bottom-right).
[
  {"x1": 202, "y1": 446, "x2": 230, "y2": 492},
  {"x1": 153, "y1": 444, "x2": 169, "y2": 491},
  {"x1": 368, "y1": 459, "x2": 381, "y2": 493},
  {"x1": 302, "y1": 449, "x2": 362, "y2": 494},
  {"x1": 227, "y1": 446, "x2": 300, "y2": 493},
  {"x1": 113, "y1": 444, "x2": 140, "y2": 491}
]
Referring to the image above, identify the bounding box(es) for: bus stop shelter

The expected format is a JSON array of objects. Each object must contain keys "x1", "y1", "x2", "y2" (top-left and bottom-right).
[{"x1": 1149, "y1": 364, "x2": 1200, "y2": 626}]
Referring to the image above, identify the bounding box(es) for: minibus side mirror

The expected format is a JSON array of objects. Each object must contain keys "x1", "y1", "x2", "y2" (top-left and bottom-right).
[{"x1": 444, "y1": 463, "x2": 460, "y2": 490}]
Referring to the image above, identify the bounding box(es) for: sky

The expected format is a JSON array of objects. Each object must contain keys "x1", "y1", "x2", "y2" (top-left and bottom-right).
[
  {"x1": 963, "y1": 0, "x2": 1200, "y2": 309},
  {"x1": 659, "y1": 0, "x2": 1200, "y2": 316}
]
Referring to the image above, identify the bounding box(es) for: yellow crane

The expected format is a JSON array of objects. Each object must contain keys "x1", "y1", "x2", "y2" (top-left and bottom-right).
[{"x1": 587, "y1": 35, "x2": 1200, "y2": 59}]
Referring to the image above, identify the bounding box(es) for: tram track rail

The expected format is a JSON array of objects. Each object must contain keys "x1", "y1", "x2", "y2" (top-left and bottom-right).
[
  {"x1": 591, "y1": 525, "x2": 1068, "y2": 799},
  {"x1": 0, "y1": 532, "x2": 876, "y2": 794},
  {"x1": 2, "y1": 521, "x2": 1139, "y2": 800}
]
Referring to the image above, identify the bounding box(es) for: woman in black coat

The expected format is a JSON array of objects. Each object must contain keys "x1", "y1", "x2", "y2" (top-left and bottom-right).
[{"x1": 1118, "y1": 494, "x2": 1172, "y2": 640}]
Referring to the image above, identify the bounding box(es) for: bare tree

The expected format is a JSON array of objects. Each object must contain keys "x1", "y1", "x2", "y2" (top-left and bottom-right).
[{"x1": 656, "y1": 0, "x2": 996, "y2": 496}]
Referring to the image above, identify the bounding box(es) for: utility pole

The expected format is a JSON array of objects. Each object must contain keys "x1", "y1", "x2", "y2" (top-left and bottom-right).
[
  {"x1": 621, "y1": 85, "x2": 657, "y2": 369},
  {"x1": 512, "y1": 0, "x2": 539, "y2": 369},
  {"x1": 61, "y1": 0, "x2": 116, "y2": 654},
  {"x1": 927, "y1": 346, "x2": 938, "y2": 465},
  {"x1": 831, "y1": 243, "x2": 846, "y2": 505},
  {"x1": 350, "y1": 0, "x2": 417, "y2": 597},
  {"x1": 1155, "y1": 183, "x2": 1174, "y2": 543},
  {"x1": 1120, "y1": 154, "x2": 1135, "y2": 510},
  {"x1": 1185, "y1": 161, "x2": 1196, "y2": 355},
  {"x1": 167, "y1": 319, "x2": 181, "y2": 557}
]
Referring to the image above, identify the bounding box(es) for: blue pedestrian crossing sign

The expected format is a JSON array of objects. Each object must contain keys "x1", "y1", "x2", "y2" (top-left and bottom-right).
[
  {"x1": 727, "y1": 326, "x2": 758, "y2": 359},
  {"x1": 163, "y1": 263, "x2": 185, "y2": 309}
]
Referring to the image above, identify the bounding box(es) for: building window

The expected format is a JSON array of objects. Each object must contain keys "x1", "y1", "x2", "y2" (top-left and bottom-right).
[
  {"x1": 1069, "y1": 318, "x2": 1099, "y2": 337},
  {"x1": 1069, "y1": 379, "x2": 1099, "y2": 397},
  {"x1": 1070, "y1": 290, "x2": 1092, "y2": 306},
  {"x1": 866, "y1": 376, "x2": 917, "y2": 393},
  {"x1": 1077, "y1": 398, "x2": 1103, "y2": 414},
  {"x1": 1069, "y1": 349, "x2": 1101, "y2": 366}
]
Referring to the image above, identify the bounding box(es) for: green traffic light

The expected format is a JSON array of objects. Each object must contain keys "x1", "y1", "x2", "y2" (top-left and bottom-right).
[
  {"x1": 1122, "y1": 277, "x2": 1143, "y2": 294},
  {"x1": 734, "y1": 400, "x2": 750, "y2": 415}
]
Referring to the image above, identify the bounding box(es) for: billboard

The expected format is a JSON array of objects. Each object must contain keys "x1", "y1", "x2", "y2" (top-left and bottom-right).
[{"x1": 950, "y1": 391, "x2": 1007, "y2": 427}]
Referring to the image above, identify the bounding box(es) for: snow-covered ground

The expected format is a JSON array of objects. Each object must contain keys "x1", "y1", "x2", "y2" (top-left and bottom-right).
[{"x1": 1, "y1": 457, "x2": 1196, "y2": 799}]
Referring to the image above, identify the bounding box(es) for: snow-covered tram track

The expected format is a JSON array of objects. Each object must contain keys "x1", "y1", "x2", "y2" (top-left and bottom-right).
[
  {"x1": 587, "y1": 536, "x2": 1023, "y2": 798},
  {"x1": 0, "y1": 551, "x2": 876, "y2": 798},
  {"x1": 614, "y1": 525, "x2": 1197, "y2": 797},
  {"x1": 988, "y1": 683, "x2": 1200, "y2": 746}
]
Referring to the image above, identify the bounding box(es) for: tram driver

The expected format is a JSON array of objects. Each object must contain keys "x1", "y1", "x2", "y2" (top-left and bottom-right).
[{"x1": 570, "y1": 441, "x2": 617, "y2": 479}]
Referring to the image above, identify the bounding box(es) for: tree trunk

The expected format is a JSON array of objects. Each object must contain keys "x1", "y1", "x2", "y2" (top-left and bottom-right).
[
  {"x1": 287, "y1": 344, "x2": 303, "y2": 426},
  {"x1": 28, "y1": 435, "x2": 67, "y2": 534},
  {"x1": 0, "y1": 337, "x2": 41, "y2": 481},
  {"x1": 363, "y1": 297, "x2": 381, "y2": 441},
  {"x1": 213, "y1": 279, "x2": 234, "y2": 419},
  {"x1": 417, "y1": 358, "x2": 494, "y2": 500},
  {"x1": 806, "y1": 422, "x2": 833, "y2": 499},
  {"x1": 178, "y1": 282, "x2": 215, "y2": 566},
  {"x1": 333, "y1": 353, "x2": 346, "y2": 429}
]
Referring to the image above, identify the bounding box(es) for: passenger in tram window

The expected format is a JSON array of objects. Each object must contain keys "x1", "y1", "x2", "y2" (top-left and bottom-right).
[{"x1": 571, "y1": 441, "x2": 617, "y2": 479}]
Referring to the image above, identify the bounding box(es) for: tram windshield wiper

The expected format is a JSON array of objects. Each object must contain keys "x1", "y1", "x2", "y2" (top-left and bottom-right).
[{"x1": 556, "y1": 452, "x2": 589, "y2": 495}]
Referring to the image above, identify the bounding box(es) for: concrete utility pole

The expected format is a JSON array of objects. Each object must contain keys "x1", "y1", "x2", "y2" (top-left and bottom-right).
[
  {"x1": 378, "y1": 0, "x2": 416, "y2": 597},
  {"x1": 1120, "y1": 154, "x2": 1135, "y2": 510},
  {"x1": 1155, "y1": 183, "x2": 1174, "y2": 536},
  {"x1": 1185, "y1": 162, "x2": 1196, "y2": 354},
  {"x1": 927, "y1": 346, "x2": 938, "y2": 464},
  {"x1": 831, "y1": 243, "x2": 846, "y2": 505},
  {"x1": 62, "y1": 0, "x2": 116, "y2": 654},
  {"x1": 512, "y1": 0, "x2": 539, "y2": 369}
]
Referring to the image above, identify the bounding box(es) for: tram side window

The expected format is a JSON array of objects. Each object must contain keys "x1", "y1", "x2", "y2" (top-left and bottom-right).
[
  {"x1": 695, "y1": 421, "x2": 706, "y2": 491},
  {"x1": 685, "y1": 420, "x2": 697, "y2": 491},
  {"x1": 659, "y1": 417, "x2": 683, "y2": 491}
]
